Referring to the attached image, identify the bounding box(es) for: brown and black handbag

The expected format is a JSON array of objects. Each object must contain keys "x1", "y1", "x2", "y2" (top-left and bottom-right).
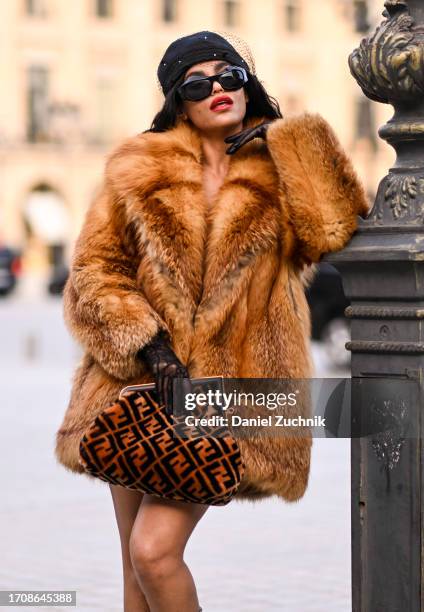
[{"x1": 79, "y1": 376, "x2": 245, "y2": 506}]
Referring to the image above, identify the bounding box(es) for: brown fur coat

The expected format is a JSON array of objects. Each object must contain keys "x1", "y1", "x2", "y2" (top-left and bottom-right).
[{"x1": 55, "y1": 112, "x2": 369, "y2": 502}]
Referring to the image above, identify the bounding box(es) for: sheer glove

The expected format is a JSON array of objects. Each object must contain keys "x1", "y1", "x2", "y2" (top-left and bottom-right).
[
  {"x1": 137, "y1": 330, "x2": 192, "y2": 414},
  {"x1": 224, "y1": 120, "x2": 272, "y2": 155}
]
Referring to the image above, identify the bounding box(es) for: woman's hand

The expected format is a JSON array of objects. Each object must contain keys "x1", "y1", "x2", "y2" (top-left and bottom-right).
[
  {"x1": 224, "y1": 120, "x2": 272, "y2": 155},
  {"x1": 137, "y1": 330, "x2": 193, "y2": 414}
]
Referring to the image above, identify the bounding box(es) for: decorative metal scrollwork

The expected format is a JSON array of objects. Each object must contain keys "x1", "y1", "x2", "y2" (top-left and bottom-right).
[
  {"x1": 349, "y1": 3, "x2": 424, "y2": 105},
  {"x1": 384, "y1": 175, "x2": 417, "y2": 219},
  {"x1": 384, "y1": 0, "x2": 408, "y2": 15}
]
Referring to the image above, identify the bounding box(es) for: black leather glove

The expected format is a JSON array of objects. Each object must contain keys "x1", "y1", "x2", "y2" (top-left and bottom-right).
[
  {"x1": 224, "y1": 120, "x2": 272, "y2": 155},
  {"x1": 137, "y1": 330, "x2": 192, "y2": 414}
]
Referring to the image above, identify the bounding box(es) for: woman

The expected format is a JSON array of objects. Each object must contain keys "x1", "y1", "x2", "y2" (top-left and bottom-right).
[{"x1": 55, "y1": 31, "x2": 369, "y2": 612}]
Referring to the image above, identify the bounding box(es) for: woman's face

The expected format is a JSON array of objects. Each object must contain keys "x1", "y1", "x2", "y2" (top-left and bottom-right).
[{"x1": 180, "y1": 60, "x2": 248, "y2": 133}]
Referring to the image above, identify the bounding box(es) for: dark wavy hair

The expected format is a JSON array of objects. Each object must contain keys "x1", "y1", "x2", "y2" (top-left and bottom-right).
[{"x1": 146, "y1": 69, "x2": 283, "y2": 133}]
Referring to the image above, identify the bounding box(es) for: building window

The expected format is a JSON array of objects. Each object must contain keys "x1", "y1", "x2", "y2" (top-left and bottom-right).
[
  {"x1": 93, "y1": 79, "x2": 117, "y2": 144},
  {"x1": 27, "y1": 65, "x2": 50, "y2": 143},
  {"x1": 162, "y1": 0, "x2": 177, "y2": 23},
  {"x1": 223, "y1": 0, "x2": 240, "y2": 27},
  {"x1": 284, "y1": 0, "x2": 301, "y2": 32},
  {"x1": 48, "y1": 102, "x2": 81, "y2": 144},
  {"x1": 95, "y1": 0, "x2": 113, "y2": 18},
  {"x1": 354, "y1": 1, "x2": 370, "y2": 33},
  {"x1": 355, "y1": 97, "x2": 377, "y2": 150},
  {"x1": 25, "y1": 0, "x2": 47, "y2": 17}
]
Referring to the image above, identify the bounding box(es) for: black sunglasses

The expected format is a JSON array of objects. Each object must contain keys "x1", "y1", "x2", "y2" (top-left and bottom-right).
[{"x1": 177, "y1": 66, "x2": 248, "y2": 102}]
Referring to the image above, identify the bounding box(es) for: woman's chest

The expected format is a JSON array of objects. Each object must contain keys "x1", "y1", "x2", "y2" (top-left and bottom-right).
[{"x1": 202, "y1": 168, "x2": 226, "y2": 211}]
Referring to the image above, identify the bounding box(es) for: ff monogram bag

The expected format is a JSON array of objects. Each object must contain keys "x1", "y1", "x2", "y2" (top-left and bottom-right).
[{"x1": 79, "y1": 376, "x2": 245, "y2": 506}]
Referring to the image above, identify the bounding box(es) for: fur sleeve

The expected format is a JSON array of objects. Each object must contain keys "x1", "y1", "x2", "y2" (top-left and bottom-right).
[
  {"x1": 63, "y1": 182, "x2": 170, "y2": 381},
  {"x1": 266, "y1": 112, "x2": 370, "y2": 264}
]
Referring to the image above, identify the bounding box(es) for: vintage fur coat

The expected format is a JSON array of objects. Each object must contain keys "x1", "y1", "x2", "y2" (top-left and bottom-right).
[{"x1": 55, "y1": 112, "x2": 369, "y2": 502}]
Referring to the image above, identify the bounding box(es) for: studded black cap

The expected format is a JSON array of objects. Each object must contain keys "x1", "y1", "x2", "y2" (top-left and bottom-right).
[{"x1": 157, "y1": 30, "x2": 249, "y2": 96}]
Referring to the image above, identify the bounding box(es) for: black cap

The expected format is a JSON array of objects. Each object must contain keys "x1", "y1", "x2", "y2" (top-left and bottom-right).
[{"x1": 157, "y1": 31, "x2": 248, "y2": 96}]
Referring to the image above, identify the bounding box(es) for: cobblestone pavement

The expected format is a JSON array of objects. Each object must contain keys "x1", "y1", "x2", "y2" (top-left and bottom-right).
[{"x1": 1, "y1": 296, "x2": 351, "y2": 612}]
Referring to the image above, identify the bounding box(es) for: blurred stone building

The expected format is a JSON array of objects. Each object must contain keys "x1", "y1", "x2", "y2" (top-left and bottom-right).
[{"x1": 0, "y1": 0, "x2": 393, "y2": 274}]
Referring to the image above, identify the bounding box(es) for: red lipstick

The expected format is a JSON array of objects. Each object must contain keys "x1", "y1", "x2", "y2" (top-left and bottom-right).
[{"x1": 210, "y1": 95, "x2": 233, "y2": 111}]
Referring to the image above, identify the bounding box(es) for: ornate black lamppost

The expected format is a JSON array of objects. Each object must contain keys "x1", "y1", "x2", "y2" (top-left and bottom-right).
[{"x1": 326, "y1": 1, "x2": 424, "y2": 609}]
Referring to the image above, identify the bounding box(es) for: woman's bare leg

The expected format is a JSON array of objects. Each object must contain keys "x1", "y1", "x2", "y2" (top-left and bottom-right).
[
  {"x1": 129, "y1": 494, "x2": 208, "y2": 612},
  {"x1": 109, "y1": 484, "x2": 150, "y2": 612}
]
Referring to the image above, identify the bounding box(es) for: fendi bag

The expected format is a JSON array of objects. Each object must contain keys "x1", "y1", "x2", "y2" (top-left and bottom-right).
[{"x1": 79, "y1": 376, "x2": 245, "y2": 506}]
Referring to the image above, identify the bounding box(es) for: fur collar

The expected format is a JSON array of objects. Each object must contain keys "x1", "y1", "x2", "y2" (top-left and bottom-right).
[
  {"x1": 104, "y1": 116, "x2": 283, "y2": 330},
  {"x1": 105, "y1": 115, "x2": 272, "y2": 201}
]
